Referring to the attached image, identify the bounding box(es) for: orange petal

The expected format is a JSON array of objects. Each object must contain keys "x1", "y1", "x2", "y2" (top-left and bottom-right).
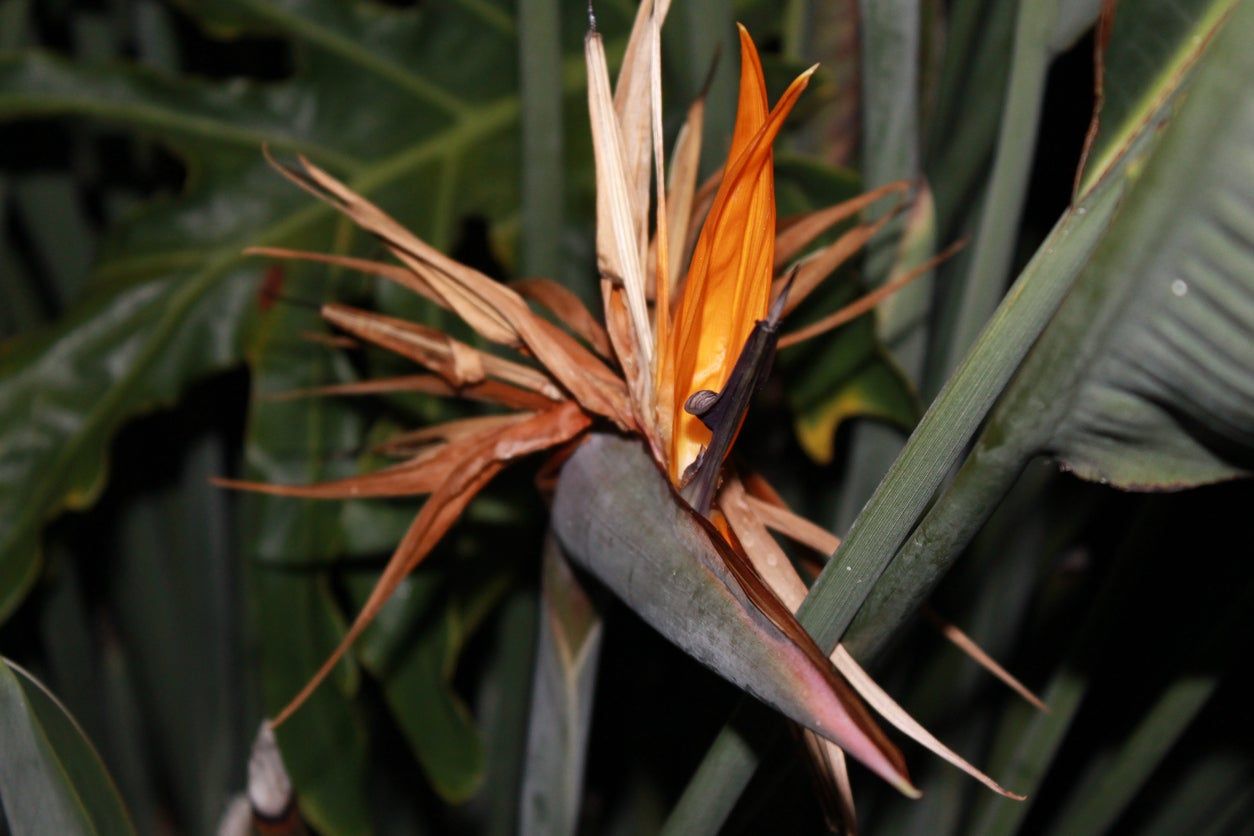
[{"x1": 662, "y1": 26, "x2": 815, "y2": 480}]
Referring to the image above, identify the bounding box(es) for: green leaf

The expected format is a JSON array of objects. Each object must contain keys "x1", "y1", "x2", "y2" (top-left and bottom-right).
[
  {"x1": 0, "y1": 0, "x2": 613, "y2": 623},
  {"x1": 553, "y1": 434, "x2": 914, "y2": 796},
  {"x1": 0, "y1": 657, "x2": 136, "y2": 835},
  {"x1": 1046, "y1": 674, "x2": 1218, "y2": 835},
  {"x1": 926, "y1": 0, "x2": 1016, "y2": 240},
  {"x1": 101, "y1": 429, "x2": 246, "y2": 833},
  {"x1": 1077, "y1": 0, "x2": 1239, "y2": 193},
  {"x1": 520, "y1": 534, "x2": 603, "y2": 836},
  {"x1": 779, "y1": 0, "x2": 862, "y2": 166},
  {"x1": 239, "y1": 252, "x2": 376, "y2": 831},
  {"x1": 772, "y1": 156, "x2": 919, "y2": 465},
  {"x1": 253, "y1": 569, "x2": 372, "y2": 836},
  {"x1": 1043, "y1": 557, "x2": 1254, "y2": 835},
  {"x1": 982, "y1": 0, "x2": 1254, "y2": 489},
  {"x1": 965, "y1": 498, "x2": 1156, "y2": 836},
  {"x1": 465, "y1": 588, "x2": 538, "y2": 836}
]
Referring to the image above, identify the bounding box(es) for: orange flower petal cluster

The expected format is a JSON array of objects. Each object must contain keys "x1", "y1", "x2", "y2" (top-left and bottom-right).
[{"x1": 661, "y1": 26, "x2": 814, "y2": 481}]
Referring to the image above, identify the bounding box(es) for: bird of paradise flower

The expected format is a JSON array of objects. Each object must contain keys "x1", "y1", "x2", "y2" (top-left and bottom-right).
[{"x1": 220, "y1": 1, "x2": 1031, "y2": 825}]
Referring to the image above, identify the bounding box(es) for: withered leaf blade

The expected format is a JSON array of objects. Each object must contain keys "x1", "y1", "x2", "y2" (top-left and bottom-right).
[
  {"x1": 267, "y1": 403, "x2": 592, "y2": 727},
  {"x1": 586, "y1": 29, "x2": 654, "y2": 375},
  {"x1": 321, "y1": 303, "x2": 562, "y2": 400},
  {"x1": 269, "y1": 154, "x2": 635, "y2": 429},
  {"x1": 264, "y1": 374, "x2": 558, "y2": 413},
  {"x1": 551, "y1": 434, "x2": 913, "y2": 793},
  {"x1": 513, "y1": 277, "x2": 613, "y2": 360},
  {"x1": 773, "y1": 180, "x2": 910, "y2": 271}
]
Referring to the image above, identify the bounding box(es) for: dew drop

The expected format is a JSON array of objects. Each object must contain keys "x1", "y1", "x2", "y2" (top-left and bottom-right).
[{"x1": 1171, "y1": 279, "x2": 1188, "y2": 297}]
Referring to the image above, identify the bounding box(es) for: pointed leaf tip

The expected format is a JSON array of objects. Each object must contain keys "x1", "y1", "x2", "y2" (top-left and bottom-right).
[{"x1": 551, "y1": 434, "x2": 913, "y2": 792}]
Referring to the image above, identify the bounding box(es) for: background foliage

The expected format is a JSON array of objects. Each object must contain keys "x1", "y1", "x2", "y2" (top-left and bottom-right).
[{"x1": 1, "y1": 0, "x2": 1251, "y2": 833}]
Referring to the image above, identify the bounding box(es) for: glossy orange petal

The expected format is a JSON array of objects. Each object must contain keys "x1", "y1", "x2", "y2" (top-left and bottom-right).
[{"x1": 662, "y1": 25, "x2": 815, "y2": 480}]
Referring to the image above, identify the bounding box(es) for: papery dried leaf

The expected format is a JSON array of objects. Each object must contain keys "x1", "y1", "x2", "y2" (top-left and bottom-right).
[
  {"x1": 269, "y1": 154, "x2": 635, "y2": 428},
  {"x1": 264, "y1": 150, "x2": 516, "y2": 344},
  {"x1": 513, "y1": 313, "x2": 635, "y2": 430},
  {"x1": 612, "y1": 0, "x2": 670, "y2": 268},
  {"x1": 299, "y1": 331, "x2": 359, "y2": 350},
  {"x1": 553, "y1": 434, "x2": 913, "y2": 794},
  {"x1": 264, "y1": 374, "x2": 557, "y2": 412},
  {"x1": 513, "y1": 278, "x2": 613, "y2": 359},
  {"x1": 648, "y1": 7, "x2": 673, "y2": 459},
  {"x1": 778, "y1": 238, "x2": 964, "y2": 348},
  {"x1": 663, "y1": 91, "x2": 706, "y2": 293},
  {"x1": 801, "y1": 731, "x2": 858, "y2": 835},
  {"x1": 602, "y1": 279, "x2": 657, "y2": 451},
  {"x1": 245, "y1": 246, "x2": 444, "y2": 309},
  {"x1": 587, "y1": 30, "x2": 654, "y2": 378},
  {"x1": 271, "y1": 402, "x2": 592, "y2": 726},
  {"x1": 746, "y1": 494, "x2": 841, "y2": 555},
  {"x1": 924, "y1": 608, "x2": 1048, "y2": 713},
  {"x1": 719, "y1": 478, "x2": 1023, "y2": 801},
  {"x1": 775, "y1": 209, "x2": 899, "y2": 318},
  {"x1": 830, "y1": 646, "x2": 1025, "y2": 800},
  {"x1": 213, "y1": 413, "x2": 534, "y2": 500},
  {"x1": 742, "y1": 481, "x2": 1048, "y2": 716},
  {"x1": 374, "y1": 413, "x2": 536, "y2": 456},
  {"x1": 322, "y1": 303, "x2": 560, "y2": 398},
  {"x1": 773, "y1": 181, "x2": 910, "y2": 271}
]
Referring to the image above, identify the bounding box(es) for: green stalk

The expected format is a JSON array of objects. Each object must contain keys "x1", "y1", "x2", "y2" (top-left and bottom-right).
[
  {"x1": 470, "y1": 590, "x2": 537, "y2": 836},
  {"x1": 927, "y1": 0, "x2": 1016, "y2": 244},
  {"x1": 518, "y1": 0, "x2": 563, "y2": 280},
  {"x1": 660, "y1": 709, "x2": 768, "y2": 835},
  {"x1": 781, "y1": 0, "x2": 808, "y2": 61},
  {"x1": 798, "y1": 179, "x2": 1117, "y2": 651},
  {"x1": 858, "y1": 0, "x2": 920, "y2": 284},
  {"x1": 831, "y1": 0, "x2": 923, "y2": 532},
  {"x1": 841, "y1": 426, "x2": 1038, "y2": 661},
  {"x1": 928, "y1": 0, "x2": 1056, "y2": 390}
]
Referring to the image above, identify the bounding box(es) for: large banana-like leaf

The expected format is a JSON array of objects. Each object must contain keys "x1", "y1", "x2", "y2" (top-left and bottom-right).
[
  {"x1": 0, "y1": 0, "x2": 616, "y2": 622},
  {"x1": 988, "y1": 0, "x2": 1254, "y2": 489}
]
